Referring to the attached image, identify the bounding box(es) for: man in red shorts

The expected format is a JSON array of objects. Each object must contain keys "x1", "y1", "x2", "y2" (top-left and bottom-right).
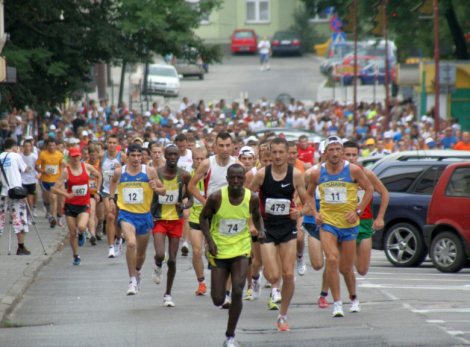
[{"x1": 151, "y1": 145, "x2": 192, "y2": 307}]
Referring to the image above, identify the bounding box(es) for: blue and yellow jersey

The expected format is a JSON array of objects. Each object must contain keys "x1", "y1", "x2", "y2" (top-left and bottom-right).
[
  {"x1": 318, "y1": 161, "x2": 359, "y2": 229},
  {"x1": 189, "y1": 169, "x2": 205, "y2": 224},
  {"x1": 151, "y1": 168, "x2": 183, "y2": 221},
  {"x1": 117, "y1": 165, "x2": 153, "y2": 214},
  {"x1": 209, "y1": 187, "x2": 251, "y2": 259}
]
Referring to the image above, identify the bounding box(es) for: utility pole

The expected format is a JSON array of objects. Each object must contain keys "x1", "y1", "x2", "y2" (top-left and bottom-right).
[
  {"x1": 353, "y1": 0, "x2": 358, "y2": 127},
  {"x1": 383, "y1": 0, "x2": 390, "y2": 130},
  {"x1": 434, "y1": 0, "x2": 440, "y2": 132}
]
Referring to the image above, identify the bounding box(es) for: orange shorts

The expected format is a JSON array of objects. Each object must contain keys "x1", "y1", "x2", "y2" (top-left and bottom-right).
[{"x1": 152, "y1": 219, "x2": 184, "y2": 238}]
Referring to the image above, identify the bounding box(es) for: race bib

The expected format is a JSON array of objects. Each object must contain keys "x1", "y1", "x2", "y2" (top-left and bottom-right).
[
  {"x1": 123, "y1": 187, "x2": 144, "y2": 204},
  {"x1": 104, "y1": 170, "x2": 114, "y2": 183},
  {"x1": 315, "y1": 187, "x2": 321, "y2": 200},
  {"x1": 324, "y1": 187, "x2": 347, "y2": 204},
  {"x1": 265, "y1": 198, "x2": 290, "y2": 216},
  {"x1": 89, "y1": 180, "x2": 97, "y2": 190},
  {"x1": 194, "y1": 190, "x2": 205, "y2": 206},
  {"x1": 219, "y1": 219, "x2": 246, "y2": 236},
  {"x1": 45, "y1": 165, "x2": 58, "y2": 175},
  {"x1": 72, "y1": 184, "x2": 88, "y2": 196},
  {"x1": 158, "y1": 189, "x2": 179, "y2": 205},
  {"x1": 357, "y1": 189, "x2": 365, "y2": 206},
  {"x1": 177, "y1": 162, "x2": 191, "y2": 172}
]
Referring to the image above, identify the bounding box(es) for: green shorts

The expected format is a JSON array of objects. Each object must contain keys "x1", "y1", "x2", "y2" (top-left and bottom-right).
[{"x1": 357, "y1": 219, "x2": 375, "y2": 244}]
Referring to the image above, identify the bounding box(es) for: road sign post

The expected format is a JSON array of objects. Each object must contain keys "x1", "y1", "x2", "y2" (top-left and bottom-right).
[{"x1": 332, "y1": 33, "x2": 347, "y2": 102}]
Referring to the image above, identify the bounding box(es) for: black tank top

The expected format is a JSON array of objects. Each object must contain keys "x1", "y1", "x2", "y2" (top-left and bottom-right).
[{"x1": 259, "y1": 165, "x2": 296, "y2": 222}]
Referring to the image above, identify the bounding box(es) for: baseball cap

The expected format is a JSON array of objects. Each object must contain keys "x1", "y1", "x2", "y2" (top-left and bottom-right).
[
  {"x1": 144, "y1": 111, "x2": 151, "y2": 117},
  {"x1": 127, "y1": 143, "x2": 142, "y2": 154},
  {"x1": 365, "y1": 138, "x2": 376, "y2": 145},
  {"x1": 319, "y1": 140, "x2": 326, "y2": 154},
  {"x1": 425, "y1": 137, "x2": 436, "y2": 147},
  {"x1": 405, "y1": 115, "x2": 414, "y2": 122},
  {"x1": 69, "y1": 138, "x2": 80, "y2": 144},
  {"x1": 69, "y1": 147, "x2": 81, "y2": 157},
  {"x1": 133, "y1": 137, "x2": 144, "y2": 143},
  {"x1": 81, "y1": 130, "x2": 88, "y2": 136},
  {"x1": 239, "y1": 146, "x2": 255, "y2": 158},
  {"x1": 48, "y1": 132, "x2": 55, "y2": 137},
  {"x1": 324, "y1": 136, "x2": 343, "y2": 149},
  {"x1": 49, "y1": 124, "x2": 56, "y2": 130},
  {"x1": 313, "y1": 137, "x2": 322, "y2": 144}
]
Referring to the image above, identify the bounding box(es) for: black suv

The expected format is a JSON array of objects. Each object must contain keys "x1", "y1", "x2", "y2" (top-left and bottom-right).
[{"x1": 371, "y1": 160, "x2": 460, "y2": 267}]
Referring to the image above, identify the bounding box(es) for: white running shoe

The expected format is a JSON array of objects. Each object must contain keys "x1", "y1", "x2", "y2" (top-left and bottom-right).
[
  {"x1": 27, "y1": 216, "x2": 32, "y2": 225},
  {"x1": 297, "y1": 257, "x2": 307, "y2": 276},
  {"x1": 136, "y1": 271, "x2": 142, "y2": 290},
  {"x1": 152, "y1": 265, "x2": 162, "y2": 284},
  {"x1": 127, "y1": 281, "x2": 138, "y2": 295},
  {"x1": 85, "y1": 229, "x2": 91, "y2": 239},
  {"x1": 163, "y1": 294, "x2": 175, "y2": 307},
  {"x1": 108, "y1": 247, "x2": 115, "y2": 258},
  {"x1": 272, "y1": 289, "x2": 282, "y2": 303},
  {"x1": 223, "y1": 337, "x2": 236, "y2": 347},
  {"x1": 252, "y1": 280, "x2": 261, "y2": 299},
  {"x1": 114, "y1": 238, "x2": 122, "y2": 257},
  {"x1": 221, "y1": 295, "x2": 231, "y2": 309},
  {"x1": 33, "y1": 207, "x2": 38, "y2": 217},
  {"x1": 332, "y1": 302, "x2": 344, "y2": 317},
  {"x1": 350, "y1": 299, "x2": 361, "y2": 313}
]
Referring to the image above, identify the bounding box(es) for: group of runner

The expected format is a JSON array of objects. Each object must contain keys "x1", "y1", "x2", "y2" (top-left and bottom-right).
[{"x1": 17, "y1": 129, "x2": 389, "y2": 347}]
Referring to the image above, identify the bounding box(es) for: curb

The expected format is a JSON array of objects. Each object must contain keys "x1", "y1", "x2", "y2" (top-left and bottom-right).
[{"x1": 0, "y1": 228, "x2": 68, "y2": 325}]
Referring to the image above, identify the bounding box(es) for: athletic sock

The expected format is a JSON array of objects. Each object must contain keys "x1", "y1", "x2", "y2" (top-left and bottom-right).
[
  {"x1": 33, "y1": 205, "x2": 37, "y2": 209},
  {"x1": 109, "y1": 245, "x2": 113, "y2": 249},
  {"x1": 247, "y1": 284, "x2": 252, "y2": 289},
  {"x1": 18, "y1": 243, "x2": 25, "y2": 249},
  {"x1": 350, "y1": 294, "x2": 357, "y2": 301},
  {"x1": 297, "y1": 252, "x2": 303, "y2": 260},
  {"x1": 272, "y1": 287, "x2": 278, "y2": 296},
  {"x1": 252, "y1": 275, "x2": 260, "y2": 282},
  {"x1": 155, "y1": 262, "x2": 162, "y2": 268},
  {"x1": 130, "y1": 276, "x2": 137, "y2": 286},
  {"x1": 320, "y1": 291, "x2": 328, "y2": 297},
  {"x1": 197, "y1": 277, "x2": 205, "y2": 283},
  {"x1": 226, "y1": 290, "x2": 230, "y2": 297},
  {"x1": 225, "y1": 333, "x2": 235, "y2": 339},
  {"x1": 278, "y1": 314, "x2": 286, "y2": 320},
  {"x1": 136, "y1": 267, "x2": 141, "y2": 272}
]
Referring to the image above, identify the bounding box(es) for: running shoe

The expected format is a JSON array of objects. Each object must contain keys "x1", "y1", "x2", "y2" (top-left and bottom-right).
[
  {"x1": 223, "y1": 337, "x2": 236, "y2": 347},
  {"x1": 350, "y1": 299, "x2": 361, "y2": 313},
  {"x1": 49, "y1": 217, "x2": 57, "y2": 229},
  {"x1": 44, "y1": 210, "x2": 49, "y2": 218},
  {"x1": 85, "y1": 228, "x2": 91, "y2": 239},
  {"x1": 152, "y1": 264, "x2": 162, "y2": 284},
  {"x1": 73, "y1": 255, "x2": 81, "y2": 265},
  {"x1": 267, "y1": 297, "x2": 279, "y2": 310},
  {"x1": 221, "y1": 295, "x2": 231, "y2": 309},
  {"x1": 114, "y1": 238, "x2": 122, "y2": 256},
  {"x1": 163, "y1": 294, "x2": 175, "y2": 307},
  {"x1": 181, "y1": 242, "x2": 189, "y2": 256},
  {"x1": 196, "y1": 282, "x2": 207, "y2": 296},
  {"x1": 27, "y1": 216, "x2": 32, "y2": 225},
  {"x1": 136, "y1": 271, "x2": 142, "y2": 290},
  {"x1": 164, "y1": 252, "x2": 168, "y2": 263},
  {"x1": 108, "y1": 246, "x2": 115, "y2": 258},
  {"x1": 244, "y1": 288, "x2": 253, "y2": 300},
  {"x1": 96, "y1": 232, "x2": 102, "y2": 241},
  {"x1": 89, "y1": 235, "x2": 97, "y2": 246},
  {"x1": 252, "y1": 281, "x2": 261, "y2": 299},
  {"x1": 96, "y1": 223, "x2": 103, "y2": 240},
  {"x1": 272, "y1": 289, "x2": 282, "y2": 304},
  {"x1": 16, "y1": 247, "x2": 31, "y2": 255},
  {"x1": 57, "y1": 216, "x2": 63, "y2": 227},
  {"x1": 297, "y1": 256, "x2": 307, "y2": 276},
  {"x1": 318, "y1": 296, "x2": 329, "y2": 309},
  {"x1": 277, "y1": 317, "x2": 290, "y2": 332},
  {"x1": 33, "y1": 207, "x2": 38, "y2": 217},
  {"x1": 127, "y1": 281, "x2": 138, "y2": 295},
  {"x1": 332, "y1": 302, "x2": 344, "y2": 317},
  {"x1": 78, "y1": 233, "x2": 85, "y2": 247},
  {"x1": 264, "y1": 282, "x2": 271, "y2": 288}
]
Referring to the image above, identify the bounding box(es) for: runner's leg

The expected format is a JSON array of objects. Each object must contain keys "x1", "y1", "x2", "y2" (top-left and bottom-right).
[
  {"x1": 66, "y1": 216, "x2": 78, "y2": 256},
  {"x1": 165, "y1": 237, "x2": 180, "y2": 296},
  {"x1": 226, "y1": 258, "x2": 249, "y2": 337},
  {"x1": 355, "y1": 238, "x2": 372, "y2": 276},
  {"x1": 278, "y1": 238, "x2": 296, "y2": 316},
  {"x1": 189, "y1": 228, "x2": 205, "y2": 279},
  {"x1": 320, "y1": 229, "x2": 341, "y2": 302},
  {"x1": 121, "y1": 221, "x2": 137, "y2": 277}
]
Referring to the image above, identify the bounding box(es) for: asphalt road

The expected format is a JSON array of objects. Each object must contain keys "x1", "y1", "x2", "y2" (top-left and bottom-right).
[{"x1": 2, "y1": 235, "x2": 469, "y2": 347}]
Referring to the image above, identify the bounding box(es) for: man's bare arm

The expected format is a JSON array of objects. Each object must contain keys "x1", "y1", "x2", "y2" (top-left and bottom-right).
[{"x1": 188, "y1": 158, "x2": 210, "y2": 205}]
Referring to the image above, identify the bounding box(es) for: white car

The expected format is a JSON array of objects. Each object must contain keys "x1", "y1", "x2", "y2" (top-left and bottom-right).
[{"x1": 146, "y1": 64, "x2": 180, "y2": 97}]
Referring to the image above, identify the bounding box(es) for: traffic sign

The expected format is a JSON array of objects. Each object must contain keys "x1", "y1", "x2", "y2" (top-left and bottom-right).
[
  {"x1": 330, "y1": 15, "x2": 343, "y2": 33},
  {"x1": 332, "y1": 32, "x2": 347, "y2": 47}
]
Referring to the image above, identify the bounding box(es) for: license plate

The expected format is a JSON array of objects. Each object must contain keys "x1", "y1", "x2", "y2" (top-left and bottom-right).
[
  {"x1": 281, "y1": 40, "x2": 292, "y2": 45},
  {"x1": 239, "y1": 47, "x2": 249, "y2": 51}
]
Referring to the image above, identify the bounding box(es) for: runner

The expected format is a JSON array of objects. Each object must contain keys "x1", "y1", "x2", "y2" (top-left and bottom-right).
[
  {"x1": 249, "y1": 137, "x2": 309, "y2": 331},
  {"x1": 35, "y1": 138, "x2": 65, "y2": 228},
  {"x1": 304, "y1": 136, "x2": 373, "y2": 317},
  {"x1": 148, "y1": 142, "x2": 166, "y2": 168},
  {"x1": 20, "y1": 139, "x2": 38, "y2": 225},
  {"x1": 86, "y1": 143, "x2": 102, "y2": 245},
  {"x1": 200, "y1": 163, "x2": 265, "y2": 347},
  {"x1": 109, "y1": 143, "x2": 165, "y2": 295},
  {"x1": 188, "y1": 146, "x2": 209, "y2": 295},
  {"x1": 175, "y1": 134, "x2": 193, "y2": 257},
  {"x1": 52, "y1": 147, "x2": 102, "y2": 265},
  {"x1": 100, "y1": 134, "x2": 127, "y2": 258},
  {"x1": 151, "y1": 145, "x2": 192, "y2": 307}
]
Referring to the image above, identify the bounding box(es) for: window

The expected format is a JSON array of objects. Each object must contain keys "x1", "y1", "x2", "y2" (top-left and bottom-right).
[
  {"x1": 186, "y1": 0, "x2": 211, "y2": 24},
  {"x1": 309, "y1": 1, "x2": 333, "y2": 22},
  {"x1": 378, "y1": 166, "x2": 425, "y2": 193},
  {"x1": 246, "y1": 0, "x2": 270, "y2": 23},
  {"x1": 148, "y1": 67, "x2": 177, "y2": 77},
  {"x1": 414, "y1": 166, "x2": 445, "y2": 195},
  {"x1": 234, "y1": 31, "x2": 254, "y2": 39},
  {"x1": 445, "y1": 167, "x2": 470, "y2": 197}
]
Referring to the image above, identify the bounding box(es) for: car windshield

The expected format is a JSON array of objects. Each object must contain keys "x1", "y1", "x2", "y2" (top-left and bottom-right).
[
  {"x1": 149, "y1": 67, "x2": 177, "y2": 77},
  {"x1": 234, "y1": 31, "x2": 254, "y2": 39},
  {"x1": 274, "y1": 32, "x2": 298, "y2": 40}
]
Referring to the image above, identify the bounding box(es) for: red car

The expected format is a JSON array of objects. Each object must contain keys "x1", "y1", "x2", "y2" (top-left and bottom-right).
[
  {"x1": 424, "y1": 162, "x2": 470, "y2": 272},
  {"x1": 231, "y1": 29, "x2": 257, "y2": 54}
]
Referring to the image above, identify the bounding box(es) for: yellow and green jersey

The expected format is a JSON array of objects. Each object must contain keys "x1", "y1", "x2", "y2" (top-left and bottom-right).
[
  {"x1": 152, "y1": 168, "x2": 184, "y2": 221},
  {"x1": 117, "y1": 165, "x2": 154, "y2": 214},
  {"x1": 189, "y1": 169, "x2": 205, "y2": 224}
]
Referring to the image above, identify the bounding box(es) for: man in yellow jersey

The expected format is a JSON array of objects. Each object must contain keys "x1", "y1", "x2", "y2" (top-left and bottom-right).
[
  {"x1": 151, "y1": 145, "x2": 192, "y2": 307},
  {"x1": 304, "y1": 136, "x2": 373, "y2": 317},
  {"x1": 200, "y1": 163, "x2": 265, "y2": 347},
  {"x1": 109, "y1": 143, "x2": 165, "y2": 295},
  {"x1": 35, "y1": 138, "x2": 66, "y2": 228},
  {"x1": 188, "y1": 146, "x2": 209, "y2": 295}
]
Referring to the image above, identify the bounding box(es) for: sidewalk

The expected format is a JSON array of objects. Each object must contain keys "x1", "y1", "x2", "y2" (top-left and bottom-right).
[{"x1": 0, "y1": 199, "x2": 68, "y2": 325}]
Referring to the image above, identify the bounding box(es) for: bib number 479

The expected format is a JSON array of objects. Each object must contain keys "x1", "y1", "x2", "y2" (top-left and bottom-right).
[{"x1": 270, "y1": 204, "x2": 286, "y2": 213}]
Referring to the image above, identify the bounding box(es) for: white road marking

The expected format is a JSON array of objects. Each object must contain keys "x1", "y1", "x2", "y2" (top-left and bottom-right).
[
  {"x1": 359, "y1": 283, "x2": 470, "y2": 291},
  {"x1": 426, "y1": 320, "x2": 445, "y2": 323},
  {"x1": 447, "y1": 331, "x2": 465, "y2": 336},
  {"x1": 381, "y1": 290, "x2": 399, "y2": 301},
  {"x1": 359, "y1": 277, "x2": 470, "y2": 283},
  {"x1": 413, "y1": 308, "x2": 470, "y2": 314}
]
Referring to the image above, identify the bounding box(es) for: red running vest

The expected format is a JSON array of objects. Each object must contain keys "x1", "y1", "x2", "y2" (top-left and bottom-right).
[{"x1": 65, "y1": 163, "x2": 91, "y2": 206}]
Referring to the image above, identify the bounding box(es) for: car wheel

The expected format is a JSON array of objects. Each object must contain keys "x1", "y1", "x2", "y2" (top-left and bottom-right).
[
  {"x1": 430, "y1": 231, "x2": 467, "y2": 273},
  {"x1": 199, "y1": 73, "x2": 204, "y2": 80},
  {"x1": 384, "y1": 223, "x2": 427, "y2": 267}
]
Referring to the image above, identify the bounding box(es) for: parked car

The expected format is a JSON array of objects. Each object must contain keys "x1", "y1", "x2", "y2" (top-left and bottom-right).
[
  {"x1": 146, "y1": 64, "x2": 180, "y2": 97},
  {"x1": 371, "y1": 160, "x2": 460, "y2": 267},
  {"x1": 370, "y1": 150, "x2": 470, "y2": 170},
  {"x1": 333, "y1": 56, "x2": 381, "y2": 83},
  {"x1": 424, "y1": 162, "x2": 470, "y2": 273},
  {"x1": 271, "y1": 31, "x2": 303, "y2": 56},
  {"x1": 357, "y1": 155, "x2": 384, "y2": 168},
  {"x1": 231, "y1": 29, "x2": 258, "y2": 54},
  {"x1": 170, "y1": 50, "x2": 204, "y2": 80}
]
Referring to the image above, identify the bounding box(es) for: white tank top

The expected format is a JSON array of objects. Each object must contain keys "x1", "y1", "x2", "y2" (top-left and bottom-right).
[
  {"x1": 177, "y1": 149, "x2": 193, "y2": 172},
  {"x1": 101, "y1": 151, "x2": 122, "y2": 194},
  {"x1": 205, "y1": 155, "x2": 236, "y2": 198}
]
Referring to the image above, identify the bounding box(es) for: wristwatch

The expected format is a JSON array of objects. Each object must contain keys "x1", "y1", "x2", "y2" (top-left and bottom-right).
[{"x1": 356, "y1": 209, "x2": 363, "y2": 217}]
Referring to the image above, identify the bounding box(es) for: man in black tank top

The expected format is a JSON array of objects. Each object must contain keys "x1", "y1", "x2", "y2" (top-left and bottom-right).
[{"x1": 249, "y1": 138, "x2": 308, "y2": 332}]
